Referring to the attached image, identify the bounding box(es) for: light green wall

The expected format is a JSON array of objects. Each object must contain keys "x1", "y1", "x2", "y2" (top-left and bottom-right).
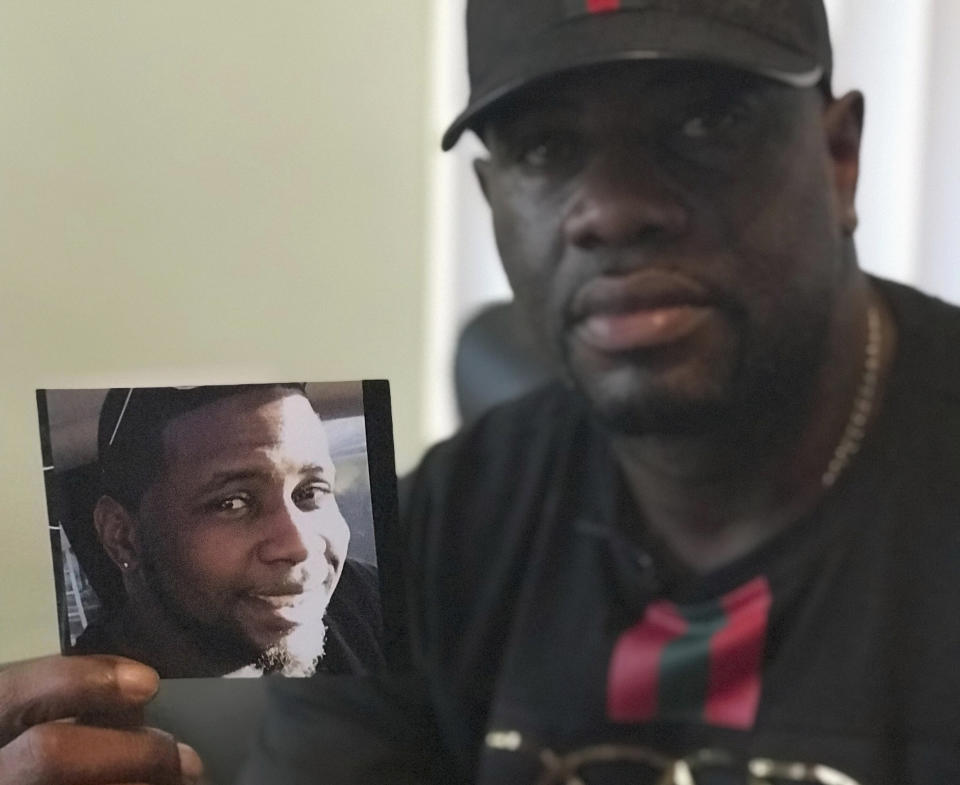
[{"x1": 0, "y1": 2, "x2": 432, "y2": 662}]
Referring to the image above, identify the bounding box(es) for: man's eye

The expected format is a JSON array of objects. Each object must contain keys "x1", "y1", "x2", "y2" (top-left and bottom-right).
[
  {"x1": 516, "y1": 133, "x2": 580, "y2": 170},
  {"x1": 679, "y1": 110, "x2": 739, "y2": 140},
  {"x1": 293, "y1": 482, "x2": 332, "y2": 510},
  {"x1": 674, "y1": 95, "x2": 758, "y2": 145},
  {"x1": 215, "y1": 494, "x2": 252, "y2": 515}
]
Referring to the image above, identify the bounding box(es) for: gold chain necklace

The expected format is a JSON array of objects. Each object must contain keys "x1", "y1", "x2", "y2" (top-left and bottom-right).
[{"x1": 821, "y1": 305, "x2": 882, "y2": 488}]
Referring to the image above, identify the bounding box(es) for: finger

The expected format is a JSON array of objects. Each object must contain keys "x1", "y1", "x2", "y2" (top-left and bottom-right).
[
  {"x1": 0, "y1": 656, "x2": 158, "y2": 747},
  {"x1": 0, "y1": 723, "x2": 203, "y2": 785},
  {"x1": 77, "y1": 705, "x2": 147, "y2": 731}
]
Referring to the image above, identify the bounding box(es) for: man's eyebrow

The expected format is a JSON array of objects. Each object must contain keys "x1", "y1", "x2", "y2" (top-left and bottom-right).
[
  {"x1": 193, "y1": 462, "x2": 329, "y2": 494},
  {"x1": 195, "y1": 469, "x2": 268, "y2": 495}
]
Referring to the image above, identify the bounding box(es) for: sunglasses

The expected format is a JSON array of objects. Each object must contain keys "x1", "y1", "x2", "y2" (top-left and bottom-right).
[{"x1": 485, "y1": 730, "x2": 863, "y2": 785}]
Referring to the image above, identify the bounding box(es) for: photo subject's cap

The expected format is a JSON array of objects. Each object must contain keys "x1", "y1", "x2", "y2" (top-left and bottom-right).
[{"x1": 442, "y1": 0, "x2": 833, "y2": 150}]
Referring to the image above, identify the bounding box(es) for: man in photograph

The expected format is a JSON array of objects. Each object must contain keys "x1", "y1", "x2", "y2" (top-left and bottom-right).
[{"x1": 72, "y1": 383, "x2": 382, "y2": 678}]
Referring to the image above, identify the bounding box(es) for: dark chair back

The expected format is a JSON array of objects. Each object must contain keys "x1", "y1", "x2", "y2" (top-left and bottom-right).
[{"x1": 454, "y1": 301, "x2": 557, "y2": 424}]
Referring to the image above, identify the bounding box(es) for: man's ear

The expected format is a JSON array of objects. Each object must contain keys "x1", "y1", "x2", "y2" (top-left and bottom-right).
[
  {"x1": 823, "y1": 90, "x2": 865, "y2": 235},
  {"x1": 93, "y1": 495, "x2": 140, "y2": 572},
  {"x1": 473, "y1": 157, "x2": 493, "y2": 205}
]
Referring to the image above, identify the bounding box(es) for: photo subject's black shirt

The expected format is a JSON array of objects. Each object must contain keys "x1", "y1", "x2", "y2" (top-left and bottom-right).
[{"x1": 243, "y1": 278, "x2": 960, "y2": 785}]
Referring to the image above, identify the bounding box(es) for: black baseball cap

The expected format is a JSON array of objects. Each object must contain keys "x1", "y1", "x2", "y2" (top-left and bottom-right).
[{"x1": 442, "y1": 0, "x2": 833, "y2": 150}]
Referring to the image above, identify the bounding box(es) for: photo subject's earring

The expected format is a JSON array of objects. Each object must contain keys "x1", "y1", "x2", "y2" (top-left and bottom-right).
[
  {"x1": 844, "y1": 206, "x2": 859, "y2": 235},
  {"x1": 121, "y1": 560, "x2": 130, "y2": 570}
]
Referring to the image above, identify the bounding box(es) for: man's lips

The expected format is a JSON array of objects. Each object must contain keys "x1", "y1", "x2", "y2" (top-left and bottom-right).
[
  {"x1": 577, "y1": 306, "x2": 713, "y2": 352},
  {"x1": 570, "y1": 272, "x2": 717, "y2": 353},
  {"x1": 246, "y1": 584, "x2": 311, "y2": 611},
  {"x1": 250, "y1": 593, "x2": 304, "y2": 610}
]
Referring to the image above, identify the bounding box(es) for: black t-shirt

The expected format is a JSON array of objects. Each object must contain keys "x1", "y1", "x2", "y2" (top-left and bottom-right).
[{"x1": 243, "y1": 279, "x2": 960, "y2": 785}]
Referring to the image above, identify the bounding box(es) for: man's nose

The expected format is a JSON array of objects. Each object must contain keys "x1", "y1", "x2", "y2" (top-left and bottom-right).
[
  {"x1": 257, "y1": 502, "x2": 313, "y2": 566},
  {"x1": 562, "y1": 147, "x2": 689, "y2": 250}
]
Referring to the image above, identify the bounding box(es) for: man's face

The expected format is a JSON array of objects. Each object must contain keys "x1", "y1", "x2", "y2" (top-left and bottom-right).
[
  {"x1": 477, "y1": 62, "x2": 852, "y2": 435},
  {"x1": 136, "y1": 389, "x2": 349, "y2": 675}
]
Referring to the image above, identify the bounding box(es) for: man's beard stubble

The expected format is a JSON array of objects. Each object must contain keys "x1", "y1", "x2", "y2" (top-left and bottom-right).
[
  {"x1": 568, "y1": 295, "x2": 836, "y2": 455},
  {"x1": 139, "y1": 551, "x2": 329, "y2": 677},
  {"x1": 254, "y1": 616, "x2": 327, "y2": 677}
]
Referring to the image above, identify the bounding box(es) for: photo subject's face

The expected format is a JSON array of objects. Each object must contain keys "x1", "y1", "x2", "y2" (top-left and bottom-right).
[
  {"x1": 138, "y1": 390, "x2": 350, "y2": 675},
  {"x1": 481, "y1": 62, "x2": 846, "y2": 436}
]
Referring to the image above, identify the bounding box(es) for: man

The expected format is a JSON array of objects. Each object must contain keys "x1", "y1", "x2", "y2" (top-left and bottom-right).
[
  {"x1": 73, "y1": 384, "x2": 382, "y2": 678},
  {"x1": 1, "y1": 1, "x2": 958, "y2": 783},
  {"x1": 239, "y1": 1, "x2": 959, "y2": 783}
]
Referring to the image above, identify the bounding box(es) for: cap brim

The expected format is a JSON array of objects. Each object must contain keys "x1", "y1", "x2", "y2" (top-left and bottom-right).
[{"x1": 442, "y1": 10, "x2": 824, "y2": 150}]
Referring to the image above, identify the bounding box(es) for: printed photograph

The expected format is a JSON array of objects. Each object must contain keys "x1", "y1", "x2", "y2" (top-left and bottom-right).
[{"x1": 35, "y1": 381, "x2": 393, "y2": 678}]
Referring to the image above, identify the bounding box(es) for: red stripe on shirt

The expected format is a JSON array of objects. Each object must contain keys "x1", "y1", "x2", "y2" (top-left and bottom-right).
[
  {"x1": 607, "y1": 600, "x2": 687, "y2": 721},
  {"x1": 587, "y1": 0, "x2": 621, "y2": 12},
  {"x1": 704, "y1": 577, "x2": 772, "y2": 729}
]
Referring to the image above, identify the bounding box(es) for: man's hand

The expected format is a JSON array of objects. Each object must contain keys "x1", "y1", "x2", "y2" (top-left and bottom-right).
[{"x1": 0, "y1": 655, "x2": 204, "y2": 784}]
